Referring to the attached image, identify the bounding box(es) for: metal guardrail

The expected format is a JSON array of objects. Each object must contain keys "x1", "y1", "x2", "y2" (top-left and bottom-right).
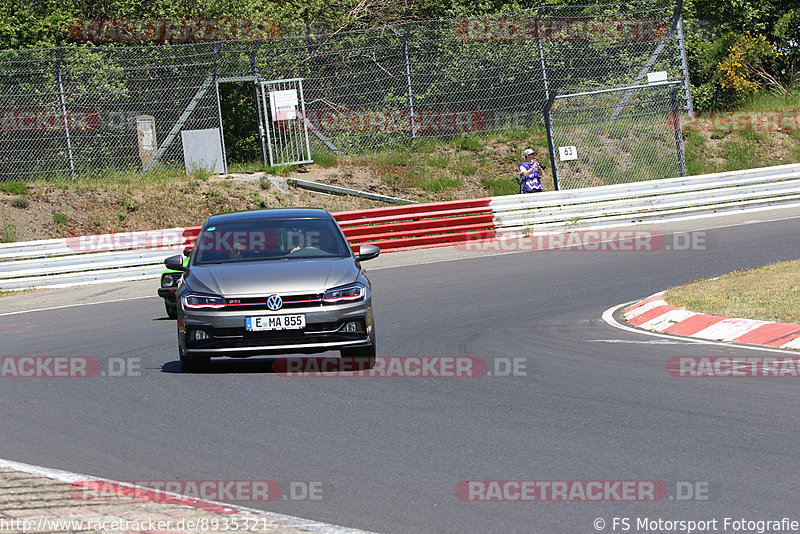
[
  {"x1": 2, "y1": 163, "x2": 800, "y2": 290},
  {"x1": 286, "y1": 178, "x2": 417, "y2": 205},
  {"x1": 491, "y1": 163, "x2": 800, "y2": 234}
]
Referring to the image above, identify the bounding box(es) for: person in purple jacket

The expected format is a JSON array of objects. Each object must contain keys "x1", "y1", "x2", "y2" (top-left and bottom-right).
[{"x1": 518, "y1": 148, "x2": 545, "y2": 194}]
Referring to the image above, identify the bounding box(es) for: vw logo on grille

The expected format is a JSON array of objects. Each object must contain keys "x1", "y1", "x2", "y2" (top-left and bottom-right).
[{"x1": 266, "y1": 294, "x2": 283, "y2": 311}]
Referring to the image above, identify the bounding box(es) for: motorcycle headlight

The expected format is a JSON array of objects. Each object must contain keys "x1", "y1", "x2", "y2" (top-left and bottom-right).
[
  {"x1": 322, "y1": 283, "x2": 366, "y2": 304},
  {"x1": 183, "y1": 293, "x2": 226, "y2": 309}
]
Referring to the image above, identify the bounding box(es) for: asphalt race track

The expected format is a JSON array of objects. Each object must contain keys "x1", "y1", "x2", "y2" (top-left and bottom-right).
[{"x1": 2, "y1": 214, "x2": 800, "y2": 533}]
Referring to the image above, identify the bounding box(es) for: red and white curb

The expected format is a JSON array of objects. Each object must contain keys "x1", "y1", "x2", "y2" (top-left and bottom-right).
[
  {"x1": 0, "y1": 458, "x2": 376, "y2": 534},
  {"x1": 623, "y1": 292, "x2": 800, "y2": 350}
]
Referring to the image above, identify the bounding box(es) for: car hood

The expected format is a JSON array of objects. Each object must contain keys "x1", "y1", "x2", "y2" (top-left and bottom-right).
[{"x1": 185, "y1": 257, "x2": 360, "y2": 296}]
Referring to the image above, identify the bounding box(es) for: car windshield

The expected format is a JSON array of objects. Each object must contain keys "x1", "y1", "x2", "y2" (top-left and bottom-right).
[{"x1": 192, "y1": 217, "x2": 351, "y2": 264}]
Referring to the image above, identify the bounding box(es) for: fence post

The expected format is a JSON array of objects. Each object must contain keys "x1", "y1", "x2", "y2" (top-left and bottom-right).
[
  {"x1": 55, "y1": 47, "x2": 76, "y2": 180},
  {"x1": 543, "y1": 91, "x2": 559, "y2": 190},
  {"x1": 251, "y1": 42, "x2": 267, "y2": 165},
  {"x1": 670, "y1": 88, "x2": 687, "y2": 177},
  {"x1": 536, "y1": 8, "x2": 550, "y2": 102},
  {"x1": 675, "y1": 18, "x2": 695, "y2": 119},
  {"x1": 403, "y1": 23, "x2": 416, "y2": 140}
]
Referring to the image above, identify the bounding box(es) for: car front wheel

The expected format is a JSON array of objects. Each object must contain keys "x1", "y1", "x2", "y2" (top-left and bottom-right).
[
  {"x1": 179, "y1": 347, "x2": 210, "y2": 373},
  {"x1": 340, "y1": 343, "x2": 376, "y2": 369}
]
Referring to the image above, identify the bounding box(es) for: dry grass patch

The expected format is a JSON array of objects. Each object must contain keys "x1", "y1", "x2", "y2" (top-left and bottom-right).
[{"x1": 664, "y1": 259, "x2": 800, "y2": 323}]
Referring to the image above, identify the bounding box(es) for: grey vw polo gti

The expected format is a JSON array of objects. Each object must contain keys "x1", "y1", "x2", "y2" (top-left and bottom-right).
[{"x1": 165, "y1": 208, "x2": 379, "y2": 372}]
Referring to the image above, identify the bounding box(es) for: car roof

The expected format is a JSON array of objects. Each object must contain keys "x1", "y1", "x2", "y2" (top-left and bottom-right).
[{"x1": 203, "y1": 208, "x2": 333, "y2": 226}]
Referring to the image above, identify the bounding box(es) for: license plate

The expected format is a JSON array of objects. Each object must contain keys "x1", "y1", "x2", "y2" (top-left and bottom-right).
[{"x1": 246, "y1": 314, "x2": 306, "y2": 331}]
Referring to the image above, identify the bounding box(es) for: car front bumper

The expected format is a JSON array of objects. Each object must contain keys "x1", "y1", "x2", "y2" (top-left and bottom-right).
[{"x1": 179, "y1": 305, "x2": 374, "y2": 357}]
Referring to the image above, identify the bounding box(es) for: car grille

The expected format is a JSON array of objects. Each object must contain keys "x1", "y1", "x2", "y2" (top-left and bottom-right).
[{"x1": 225, "y1": 293, "x2": 322, "y2": 310}]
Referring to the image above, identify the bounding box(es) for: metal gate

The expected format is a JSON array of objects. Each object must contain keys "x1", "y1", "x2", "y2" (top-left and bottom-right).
[
  {"x1": 545, "y1": 81, "x2": 687, "y2": 190},
  {"x1": 260, "y1": 78, "x2": 312, "y2": 167}
]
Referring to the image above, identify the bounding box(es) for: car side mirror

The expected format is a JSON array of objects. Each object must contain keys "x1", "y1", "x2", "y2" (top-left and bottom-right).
[
  {"x1": 183, "y1": 246, "x2": 192, "y2": 257},
  {"x1": 356, "y1": 244, "x2": 380, "y2": 262},
  {"x1": 165, "y1": 254, "x2": 187, "y2": 271}
]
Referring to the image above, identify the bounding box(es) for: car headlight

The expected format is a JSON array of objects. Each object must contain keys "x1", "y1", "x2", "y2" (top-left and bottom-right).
[
  {"x1": 183, "y1": 293, "x2": 226, "y2": 309},
  {"x1": 161, "y1": 273, "x2": 178, "y2": 287},
  {"x1": 322, "y1": 283, "x2": 366, "y2": 304}
]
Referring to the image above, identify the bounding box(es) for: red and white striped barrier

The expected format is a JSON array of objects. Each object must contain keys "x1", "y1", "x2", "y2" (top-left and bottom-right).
[
  {"x1": 624, "y1": 293, "x2": 800, "y2": 350},
  {"x1": 176, "y1": 198, "x2": 497, "y2": 254},
  {"x1": 3, "y1": 162, "x2": 800, "y2": 290}
]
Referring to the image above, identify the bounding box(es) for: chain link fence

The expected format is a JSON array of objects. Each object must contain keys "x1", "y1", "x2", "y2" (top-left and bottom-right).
[
  {"x1": 548, "y1": 83, "x2": 687, "y2": 189},
  {"x1": 0, "y1": 0, "x2": 690, "y2": 187}
]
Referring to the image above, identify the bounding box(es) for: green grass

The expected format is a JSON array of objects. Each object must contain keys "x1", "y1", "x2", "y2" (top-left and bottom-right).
[
  {"x1": 425, "y1": 154, "x2": 449, "y2": 169},
  {"x1": 248, "y1": 191, "x2": 268, "y2": 208},
  {"x1": 10, "y1": 197, "x2": 29, "y2": 208},
  {"x1": 410, "y1": 137, "x2": 442, "y2": 154},
  {"x1": 499, "y1": 129, "x2": 533, "y2": 142},
  {"x1": 451, "y1": 134, "x2": 484, "y2": 151},
  {"x1": 740, "y1": 91, "x2": 800, "y2": 112},
  {"x1": 189, "y1": 166, "x2": 214, "y2": 181},
  {"x1": 374, "y1": 150, "x2": 410, "y2": 167},
  {"x1": 722, "y1": 138, "x2": 759, "y2": 171},
  {"x1": 118, "y1": 197, "x2": 138, "y2": 211},
  {"x1": 481, "y1": 176, "x2": 519, "y2": 196},
  {"x1": 683, "y1": 130, "x2": 719, "y2": 176},
  {"x1": 591, "y1": 154, "x2": 618, "y2": 180},
  {"x1": 226, "y1": 160, "x2": 262, "y2": 173},
  {"x1": 263, "y1": 164, "x2": 294, "y2": 176},
  {"x1": 58, "y1": 164, "x2": 179, "y2": 191},
  {"x1": 1, "y1": 222, "x2": 17, "y2": 243},
  {"x1": 203, "y1": 189, "x2": 224, "y2": 203},
  {"x1": 311, "y1": 152, "x2": 338, "y2": 168},
  {"x1": 0, "y1": 181, "x2": 28, "y2": 195},
  {"x1": 455, "y1": 158, "x2": 478, "y2": 176},
  {"x1": 225, "y1": 160, "x2": 296, "y2": 175},
  {"x1": 737, "y1": 128, "x2": 765, "y2": 142},
  {"x1": 53, "y1": 213, "x2": 68, "y2": 225},
  {"x1": 415, "y1": 172, "x2": 462, "y2": 192}
]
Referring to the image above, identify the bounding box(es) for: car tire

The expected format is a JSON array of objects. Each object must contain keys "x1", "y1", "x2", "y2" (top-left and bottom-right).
[
  {"x1": 180, "y1": 349, "x2": 210, "y2": 373},
  {"x1": 165, "y1": 302, "x2": 177, "y2": 320},
  {"x1": 340, "y1": 343, "x2": 376, "y2": 369}
]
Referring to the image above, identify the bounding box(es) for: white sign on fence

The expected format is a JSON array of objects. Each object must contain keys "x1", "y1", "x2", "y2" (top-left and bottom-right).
[
  {"x1": 269, "y1": 89, "x2": 298, "y2": 121},
  {"x1": 647, "y1": 71, "x2": 668, "y2": 83},
  {"x1": 559, "y1": 146, "x2": 578, "y2": 161}
]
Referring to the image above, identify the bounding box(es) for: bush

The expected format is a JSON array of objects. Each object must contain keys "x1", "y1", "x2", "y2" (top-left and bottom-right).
[
  {"x1": 0, "y1": 181, "x2": 28, "y2": 195},
  {"x1": 10, "y1": 197, "x2": 29, "y2": 208},
  {"x1": 1, "y1": 222, "x2": 17, "y2": 242}
]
